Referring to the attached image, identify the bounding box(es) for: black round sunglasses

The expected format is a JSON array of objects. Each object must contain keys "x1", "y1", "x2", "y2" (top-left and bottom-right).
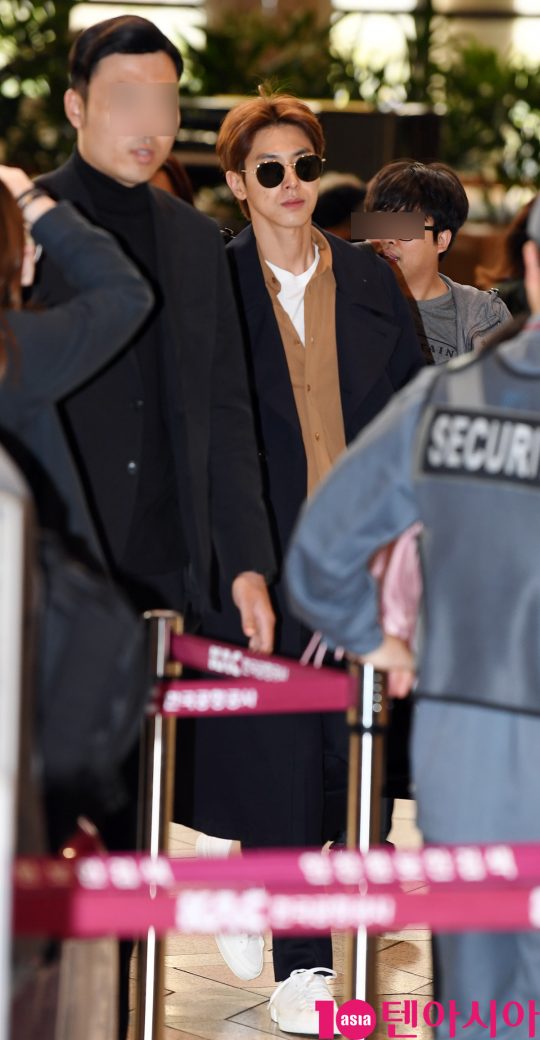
[{"x1": 241, "y1": 153, "x2": 326, "y2": 189}]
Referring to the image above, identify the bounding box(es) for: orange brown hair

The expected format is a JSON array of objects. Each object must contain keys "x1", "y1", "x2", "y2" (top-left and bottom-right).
[{"x1": 216, "y1": 88, "x2": 324, "y2": 219}]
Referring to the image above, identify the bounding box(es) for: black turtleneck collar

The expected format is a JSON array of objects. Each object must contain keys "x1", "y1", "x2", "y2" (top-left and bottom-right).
[{"x1": 73, "y1": 147, "x2": 151, "y2": 216}]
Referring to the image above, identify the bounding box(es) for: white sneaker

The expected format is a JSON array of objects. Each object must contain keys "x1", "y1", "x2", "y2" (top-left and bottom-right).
[
  {"x1": 195, "y1": 832, "x2": 264, "y2": 981},
  {"x1": 215, "y1": 931, "x2": 264, "y2": 981},
  {"x1": 269, "y1": 967, "x2": 338, "y2": 1035},
  {"x1": 195, "y1": 832, "x2": 233, "y2": 858}
]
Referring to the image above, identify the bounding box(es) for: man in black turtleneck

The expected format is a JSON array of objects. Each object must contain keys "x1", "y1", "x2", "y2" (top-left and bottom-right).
[
  {"x1": 34, "y1": 15, "x2": 276, "y2": 1038},
  {"x1": 35, "y1": 15, "x2": 275, "y2": 638},
  {"x1": 65, "y1": 151, "x2": 188, "y2": 598}
]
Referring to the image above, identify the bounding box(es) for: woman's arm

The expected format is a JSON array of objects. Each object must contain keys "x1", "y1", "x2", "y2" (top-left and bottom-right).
[
  {"x1": 0, "y1": 165, "x2": 56, "y2": 225},
  {"x1": 1, "y1": 166, "x2": 153, "y2": 403}
]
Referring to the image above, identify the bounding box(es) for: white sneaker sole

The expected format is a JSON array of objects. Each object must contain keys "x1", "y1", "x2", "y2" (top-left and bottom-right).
[
  {"x1": 270, "y1": 1006, "x2": 335, "y2": 1036},
  {"x1": 195, "y1": 832, "x2": 233, "y2": 858}
]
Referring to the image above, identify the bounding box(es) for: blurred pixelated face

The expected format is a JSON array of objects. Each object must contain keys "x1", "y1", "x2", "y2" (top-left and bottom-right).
[
  {"x1": 374, "y1": 213, "x2": 449, "y2": 290},
  {"x1": 226, "y1": 124, "x2": 322, "y2": 235},
  {"x1": 64, "y1": 51, "x2": 180, "y2": 187}
]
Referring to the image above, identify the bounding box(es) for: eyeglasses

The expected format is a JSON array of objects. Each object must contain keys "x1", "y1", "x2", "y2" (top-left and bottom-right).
[
  {"x1": 399, "y1": 225, "x2": 436, "y2": 241},
  {"x1": 241, "y1": 154, "x2": 325, "y2": 189}
]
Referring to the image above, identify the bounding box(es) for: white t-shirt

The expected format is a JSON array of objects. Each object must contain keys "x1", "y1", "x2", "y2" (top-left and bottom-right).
[{"x1": 265, "y1": 244, "x2": 320, "y2": 345}]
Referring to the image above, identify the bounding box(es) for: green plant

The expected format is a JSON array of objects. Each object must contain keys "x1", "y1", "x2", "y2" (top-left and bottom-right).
[
  {"x1": 437, "y1": 39, "x2": 540, "y2": 187},
  {"x1": 0, "y1": 0, "x2": 75, "y2": 171},
  {"x1": 2, "y1": 1, "x2": 540, "y2": 191},
  {"x1": 183, "y1": 8, "x2": 351, "y2": 100},
  {"x1": 326, "y1": 19, "x2": 540, "y2": 189},
  {"x1": 405, "y1": 0, "x2": 438, "y2": 103}
]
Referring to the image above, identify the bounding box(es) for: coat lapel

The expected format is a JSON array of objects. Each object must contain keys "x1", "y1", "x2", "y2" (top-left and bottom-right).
[
  {"x1": 228, "y1": 227, "x2": 404, "y2": 448},
  {"x1": 149, "y1": 187, "x2": 216, "y2": 428},
  {"x1": 329, "y1": 236, "x2": 402, "y2": 436},
  {"x1": 149, "y1": 187, "x2": 184, "y2": 393},
  {"x1": 228, "y1": 227, "x2": 301, "y2": 432}
]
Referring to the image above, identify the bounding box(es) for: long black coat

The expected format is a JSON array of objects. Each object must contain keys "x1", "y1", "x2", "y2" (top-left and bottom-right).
[
  {"x1": 188, "y1": 225, "x2": 424, "y2": 846},
  {"x1": 35, "y1": 156, "x2": 275, "y2": 607},
  {"x1": 205, "y1": 224, "x2": 424, "y2": 654}
]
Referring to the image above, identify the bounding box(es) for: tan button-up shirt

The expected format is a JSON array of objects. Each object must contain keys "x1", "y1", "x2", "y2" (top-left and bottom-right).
[{"x1": 259, "y1": 228, "x2": 346, "y2": 495}]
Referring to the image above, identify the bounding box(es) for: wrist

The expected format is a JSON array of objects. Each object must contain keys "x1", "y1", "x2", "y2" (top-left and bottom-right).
[
  {"x1": 19, "y1": 191, "x2": 55, "y2": 228},
  {"x1": 233, "y1": 570, "x2": 266, "y2": 586},
  {"x1": 8, "y1": 173, "x2": 32, "y2": 198},
  {"x1": 0, "y1": 165, "x2": 37, "y2": 202},
  {"x1": 16, "y1": 185, "x2": 47, "y2": 210}
]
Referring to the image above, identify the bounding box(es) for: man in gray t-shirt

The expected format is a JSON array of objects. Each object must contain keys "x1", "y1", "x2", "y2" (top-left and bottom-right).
[
  {"x1": 412, "y1": 289, "x2": 457, "y2": 364},
  {"x1": 364, "y1": 160, "x2": 511, "y2": 363}
]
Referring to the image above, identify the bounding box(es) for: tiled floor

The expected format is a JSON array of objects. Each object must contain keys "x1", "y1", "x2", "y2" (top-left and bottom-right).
[{"x1": 128, "y1": 800, "x2": 433, "y2": 1039}]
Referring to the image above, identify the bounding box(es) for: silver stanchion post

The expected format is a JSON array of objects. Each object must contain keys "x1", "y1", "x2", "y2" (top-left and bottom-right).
[
  {"x1": 343, "y1": 663, "x2": 388, "y2": 1005},
  {"x1": 135, "y1": 610, "x2": 183, "y2": 1040},
  {"x1": 0, "y1": 480, "x2": 30, "y2": 1040}
]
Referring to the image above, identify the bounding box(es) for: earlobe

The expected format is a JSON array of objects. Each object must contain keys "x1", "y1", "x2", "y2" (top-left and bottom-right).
[
  {"x1": 226, "y1": 170, "x2": 247, "y2": 202},
  {"x1": 64, "y1": 88, "x2": 84, "y2": 129},
  {"x1": 437, "y1": 229, "x2": 452, "y2": 254}
]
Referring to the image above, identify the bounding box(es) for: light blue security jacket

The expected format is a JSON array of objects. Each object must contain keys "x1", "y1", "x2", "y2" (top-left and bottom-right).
[{"x1": 285, "y1": 316, "x2": 540, "y2": 715}]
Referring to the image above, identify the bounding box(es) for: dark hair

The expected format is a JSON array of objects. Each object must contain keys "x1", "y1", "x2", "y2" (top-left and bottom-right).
[
  {"x1": 0, "y1": 183, "x2": 24, "y2": 378},
  {"x1": 313, "y1": 175, "x2": 366, "y2": 231},
  {"x1": 364, "y1": 160, "x2": 469, "y2": 256},
  {"x1": 154, "y1": 155, "x2": 194, "y2": 205},
  {"x1": 69, "y1": 15, "x2": 183, "y2": 94},
  {"x1": 216, "y1": 88, "x2": 324, "y2": 219},
  {"x1": 477, "y1": 198, "x2": 535, "y2": 290}
]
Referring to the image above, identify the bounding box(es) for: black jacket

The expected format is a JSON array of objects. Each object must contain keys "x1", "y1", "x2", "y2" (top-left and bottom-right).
[
  {"x1": 228, "y1": 224, "x2": 425, "y2": 566},
  {"x1": 35, "y1": 156, "x2": 275, "y2": 607},
  {"x1": 202, "y1": 224, "x2": 424, "y2": 655}
]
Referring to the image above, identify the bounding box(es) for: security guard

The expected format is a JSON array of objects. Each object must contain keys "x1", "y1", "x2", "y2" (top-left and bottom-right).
[{"x1": 285, "y1": 197, "x2": 540, "y2": 1037}]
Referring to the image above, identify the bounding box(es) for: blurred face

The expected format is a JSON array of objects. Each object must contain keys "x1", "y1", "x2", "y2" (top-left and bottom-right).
[
  {"x1": 64, "y1": 51, "x2": 180, "y2": 187},
  {"x1": 226, "y1": 123, "x2": 322, "y2": 235},
  {"x1": 375, "y1": 213, "x2": 451, "y2": 290}
]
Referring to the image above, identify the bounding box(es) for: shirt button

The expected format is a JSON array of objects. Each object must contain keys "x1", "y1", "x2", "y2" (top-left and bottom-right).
[
  {"x1": 127, "y1": 460, "x2": 138, "y2": 475},
  {"x1": 132, "y1": 398, "x2": 144, "y2": 410},
  {"x1": 314, "y1": 433, "x2": 320, "y2": 441}
]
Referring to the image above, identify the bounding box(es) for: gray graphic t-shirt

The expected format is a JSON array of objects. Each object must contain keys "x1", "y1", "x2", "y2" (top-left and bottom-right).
[{"x1": 412, "y1": 288, "x2": 458, "y2": 366}]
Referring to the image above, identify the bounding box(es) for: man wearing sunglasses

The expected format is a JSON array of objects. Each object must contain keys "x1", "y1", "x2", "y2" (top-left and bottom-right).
[
  {"x1": 188, "y1": 90, "x2": 424, "y2": 1036},
  {"x1": 364, "y1": 160, "x2": 511, "y2": 365}
]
